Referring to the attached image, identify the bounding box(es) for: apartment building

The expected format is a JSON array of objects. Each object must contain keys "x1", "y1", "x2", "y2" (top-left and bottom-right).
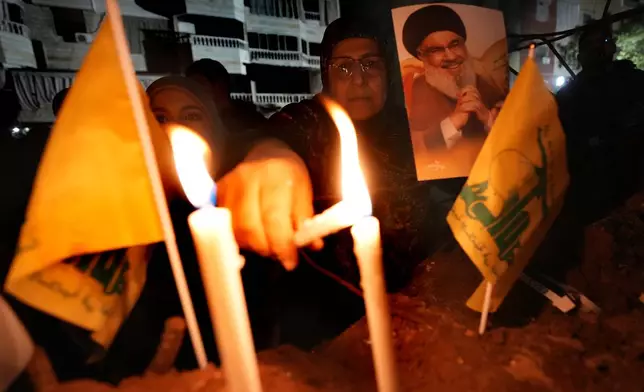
[{"x1": 0, "y1": 0, "x2": 339, "y2": 123}]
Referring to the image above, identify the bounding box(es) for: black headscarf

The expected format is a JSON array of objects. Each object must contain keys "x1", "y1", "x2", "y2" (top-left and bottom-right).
[{"x1": 402, "y1": 5, "x2": 467, "y2": 59}]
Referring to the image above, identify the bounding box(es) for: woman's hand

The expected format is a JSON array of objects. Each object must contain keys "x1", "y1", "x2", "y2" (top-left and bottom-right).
[{"x1": 217, "y1": 139, "x2": 321, "y2": 270}]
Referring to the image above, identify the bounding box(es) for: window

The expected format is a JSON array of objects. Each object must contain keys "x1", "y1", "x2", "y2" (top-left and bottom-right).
[
  {"x1": 248, "y1": 32, "x2": 259, "y2": 48},
  {"x1": 191, "y1": 15, "x2": 244, "y2": 40},
  {"x1": 267, "y1": 34, "x2": 278, "y2": 50},
  {"x1": 309, "y1": 42, "x2": 321, "y2": 56},
  {"x1": 248, "y1": 0, "x2": 299, "y2": 18},
  {"x1": 301, "y1": 39, "x2": 308, "y2": 54},
  {"x1": 51, "y1": 7, "x2": 87, "y2": 42},
  {"x1": 248, "y1": 33, "x2": 298, "y2": 51},
  {"x1": 284, "y1": 35, "x2": 297, "y2": 51},
  {"x1": 7, "y1": 3, "x2": 23, "y2": 24},
  {"x1": 303, "y1": 0, "x2": 319, "y2": 12}
]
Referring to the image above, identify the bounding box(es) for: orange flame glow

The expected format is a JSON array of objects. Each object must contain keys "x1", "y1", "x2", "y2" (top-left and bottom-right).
[
  {"x1": 169, "y1": 125, "x2": 215, "y2": 208},
  {"x1": 322, "y1": 98, "x2": 372, "y2": 217}
]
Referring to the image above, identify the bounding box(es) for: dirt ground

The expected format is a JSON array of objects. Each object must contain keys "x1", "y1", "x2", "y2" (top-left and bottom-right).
[{"x1": 52, "y1": 198, "x2": 644, "y2": 391}]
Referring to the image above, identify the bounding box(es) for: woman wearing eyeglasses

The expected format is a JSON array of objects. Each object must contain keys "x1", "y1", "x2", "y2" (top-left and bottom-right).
[{"x1": 216, "y1": 16, "x2": 437, "y2": 348}]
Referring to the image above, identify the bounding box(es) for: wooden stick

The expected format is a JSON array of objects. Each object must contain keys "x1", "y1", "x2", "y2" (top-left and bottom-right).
[
  {"x1": 478, "y1": 282, "x2": 494, "y2": 335},
  {"x1": 528, "y1": 43, "x2": 536, "y2": 60},
  {"x1": 105, "y1": 0, "x2": 207, "y2": 369}
]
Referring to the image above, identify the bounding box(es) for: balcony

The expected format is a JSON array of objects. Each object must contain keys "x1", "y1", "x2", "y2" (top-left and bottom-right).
[
  {"x1": 0, "y1": 20, "x2": 29, "y2": 37},
  {"x1": 11, "y1": 69, "x2": 163, "y2": 122},
  {"x1": 231, "y1": 92, "x2": 314, "y2": 108},
  {"x1": 245, "y1": 8, "x2": 325, "y2": 45},
  {"x1": 189, "y1": 35, "x2": 249, "y2": 75},
  {"x1": 0, "y1": 21, "x2": 36, "y2": 68},
  {"x1": 32, "y1": 0, "x2": 165, "y2": 18},
  {"x1": 135, "y1": 0, "x2": 245, "y2": 21},
  {"x1": 190, "y1": 35, "x2": 247, "y2": 49},
  {"x1": 304, "y1": 11, "x2": 320, "y2": 21},
  {"x1": 249, "y1": 48, "x2": 320, "y2": 69}
]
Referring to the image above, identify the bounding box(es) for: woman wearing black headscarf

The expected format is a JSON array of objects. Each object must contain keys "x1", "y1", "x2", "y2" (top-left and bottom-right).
[
  {"x1": 266, "y1": 16, "x2": 434, "y2": 290},
  {"x1": 217, "y1": 16, "x2": 441, "y2": 348}
]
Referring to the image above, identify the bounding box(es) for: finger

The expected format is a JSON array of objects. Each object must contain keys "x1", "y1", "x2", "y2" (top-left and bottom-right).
[
  {"x1": 460, "y1": 102, "x2": 480, "y2": 113},
  {"x1": 461, "y1": 85, "x2": 480, "y2": 95},
  {"x1": 459, "y1": 96, "x2": 479, "y2": 106},
  {"x1": 260, "y1": 172, "x2": 298, "y2": 270},
  {"x1": 460, "y1": 90, "x2": 480, "y2": 101},
  {"x1": 458, "y1": 85, "x2": 477, "y2": 98},
  {"x1": 235, "y1": 180, "x2": 270, "y2": 257}
]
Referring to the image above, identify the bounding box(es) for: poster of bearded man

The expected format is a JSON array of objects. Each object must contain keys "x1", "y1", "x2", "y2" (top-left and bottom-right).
[{"x1": 392, "y1": 3, "x2": 509, "y2": 181}]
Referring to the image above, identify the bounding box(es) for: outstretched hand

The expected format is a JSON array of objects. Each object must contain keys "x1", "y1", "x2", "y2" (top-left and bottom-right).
[{"x1": 217, "y1": 139, "x2": 322, "y2": 270}]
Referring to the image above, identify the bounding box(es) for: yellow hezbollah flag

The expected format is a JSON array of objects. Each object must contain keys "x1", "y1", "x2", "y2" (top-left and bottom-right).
[
  {"x1": 447, "y1": 58, "x2": 569, "y2": 313},
  {"x1": 4, "y1": 14, "x2": 164, "y2": 348}
]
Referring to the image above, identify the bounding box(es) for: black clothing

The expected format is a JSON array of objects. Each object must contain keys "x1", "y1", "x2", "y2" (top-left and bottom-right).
[{"x1": 269, "y1": 96, "x2": 434, "y2": 290}]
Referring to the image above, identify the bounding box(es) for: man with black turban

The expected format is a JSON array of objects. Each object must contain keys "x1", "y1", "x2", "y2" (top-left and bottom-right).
[{"x1": 402, "y1": 5, "x2": 504, "y2": 151}]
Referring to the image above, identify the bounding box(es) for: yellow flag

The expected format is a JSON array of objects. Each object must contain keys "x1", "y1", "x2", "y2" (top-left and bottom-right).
[
  {"x1": 447, "y1": 58, "x2": 569, "y2": 313},
  {"x1": 4, "y1": 15, "x2": 164, "y2": 349}
]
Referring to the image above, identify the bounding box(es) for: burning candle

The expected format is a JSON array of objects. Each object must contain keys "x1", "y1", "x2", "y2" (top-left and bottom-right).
[
  {"x1": 170, "y1": 126, "x2": 262, "y2": 392},
  {"x1": 316, "y1": 100, "x2": 399, "y2": 392},
  {"x1": 293, "y1": 98, "x2": 371, "y2": 247}
]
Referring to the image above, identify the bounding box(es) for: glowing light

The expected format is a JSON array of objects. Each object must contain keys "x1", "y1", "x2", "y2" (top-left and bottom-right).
[
  {"x1": 169, "y1": 125, "x2": 215, "y2": 208},
  {"x1": 555, "y1": 76, "x2": 566, "y2": 87},
  {"x1": 322, "y1": 97, "x2": 372, "y2": 217}
]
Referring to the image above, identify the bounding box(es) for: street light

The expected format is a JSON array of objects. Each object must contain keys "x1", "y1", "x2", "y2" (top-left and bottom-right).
[{"x1": 555, "y1": 76, "x2": 566, "y2": 87}]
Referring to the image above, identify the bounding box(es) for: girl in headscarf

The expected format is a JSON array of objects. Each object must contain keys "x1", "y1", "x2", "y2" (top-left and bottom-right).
[
  {"x1": 145, "y1": 76, "x2": 278, "y2": 368},
  {"x1": 147, "y1": 76, "x2": 227, "y2": 182}
]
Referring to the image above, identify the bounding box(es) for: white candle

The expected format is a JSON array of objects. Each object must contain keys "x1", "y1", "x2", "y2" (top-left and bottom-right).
[
  {"x1": 170, "y1": 126, "x2": 262, "y2": 392},
  {"x1": 352, "y1": 216, "x2": 399, "y2": 392},
  {"x1": 294, "y1": 97, "x2": 371, "y2": 248},
  {"x1": 294, "y1": 200, "x2": 364, "y2": 247},
  {"x1": 188, "y1": 206, "x2": 262, "y2": 392},
  {"x1": 301, "y1": 99, "x2": 398, "y2": 392}
]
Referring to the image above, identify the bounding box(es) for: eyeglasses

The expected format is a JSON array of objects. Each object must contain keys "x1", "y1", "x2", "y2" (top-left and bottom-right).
[
  {"x1": 329, "y1": 56, "x2": 385, "y2": 79},
  {"x1": 417, "y1": 39, "x2": 466, "y2": 59}
]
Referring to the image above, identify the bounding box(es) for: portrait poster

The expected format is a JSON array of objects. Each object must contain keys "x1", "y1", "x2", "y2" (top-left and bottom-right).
[{"x1": 391, "y1": 3, "x2": 509, "y2": 181}]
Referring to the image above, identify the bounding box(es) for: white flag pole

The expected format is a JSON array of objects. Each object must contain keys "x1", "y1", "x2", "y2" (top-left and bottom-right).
[
  {"x1": 479, "y1": 44, "x2": 536, "y2": 336},
  {"x1": 478, "y1": 282, "x2": 494, "y2": 335},
  {"x1": 105, "y1": 0, "x2": 207, "y2": 369}
]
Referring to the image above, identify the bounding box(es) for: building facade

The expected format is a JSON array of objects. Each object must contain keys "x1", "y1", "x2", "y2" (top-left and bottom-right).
[
  {"x1": 1, "y1": 0, "x2": 339, "y2": 123},
  {"x1": 552, "y1": 0, "x2": 642, "y2": 86}
]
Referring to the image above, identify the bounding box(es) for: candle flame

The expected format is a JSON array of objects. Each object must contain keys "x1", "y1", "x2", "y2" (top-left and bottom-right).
[
  {"x1": 169, "y1": 125, "x2": 215, "y2": 208},
  {"x1": 322, "y1": 97, "x2": 372, "y2": 216}
]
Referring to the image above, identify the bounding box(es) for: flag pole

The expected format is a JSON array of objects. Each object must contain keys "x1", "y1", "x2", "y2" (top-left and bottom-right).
[
  {"x1": 478, "y1": 282, "x2": 494, "y2": 335},
  {"x1": 105, "y1": 0, "x2": 207, "y2": 369},
  {"x1": 478, "y1": 44, "x2": 536, "y2": 336},
  {"x1": 528, "y1": 43, "x2": 536, "y2": 61}
]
